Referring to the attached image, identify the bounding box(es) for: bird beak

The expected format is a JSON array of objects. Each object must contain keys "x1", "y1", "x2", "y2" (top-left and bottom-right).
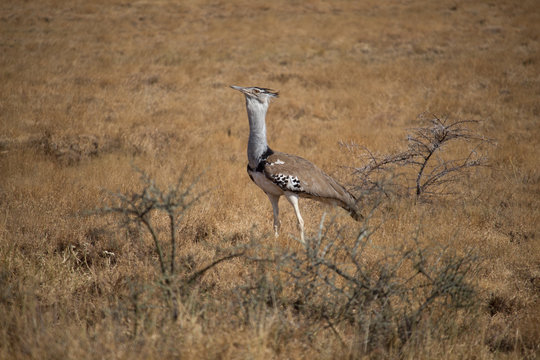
[{"x1": 230, "y1": 85, "x2": 246, "y2": 93}]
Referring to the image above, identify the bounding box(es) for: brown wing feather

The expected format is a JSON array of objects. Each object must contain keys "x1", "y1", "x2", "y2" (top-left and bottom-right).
[{"x1": 263, "y1": 152, "x2": 358, "y2": 213}]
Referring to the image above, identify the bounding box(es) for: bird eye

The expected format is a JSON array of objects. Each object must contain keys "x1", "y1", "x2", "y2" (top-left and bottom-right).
[{"x1": 253, "y1": 88, "x2": 260, "y2": 94}]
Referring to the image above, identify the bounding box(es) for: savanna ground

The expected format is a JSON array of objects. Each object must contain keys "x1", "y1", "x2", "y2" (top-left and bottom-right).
[{"x1": 1, "y1": 0, "x2": 539, "y2": 358}]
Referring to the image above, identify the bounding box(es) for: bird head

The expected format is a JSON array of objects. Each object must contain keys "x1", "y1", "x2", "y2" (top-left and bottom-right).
[{"x1": 230, "y1": 85, "x2": 279, "y2": 104}]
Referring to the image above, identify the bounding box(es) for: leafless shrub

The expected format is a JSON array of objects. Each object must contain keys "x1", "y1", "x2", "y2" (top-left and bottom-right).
[
  {"x1": 90, "y1": 168, "x2": 478, "y2": 353},
  {"x1": 92, "y1": 168, "x2": 246, "y2": 322},
  {"x1": 238, "y1": 213, "x2": 479, "y2": 355},
  {"x1": 347, "y1": 114, "x2": 494, "y2": 199}
]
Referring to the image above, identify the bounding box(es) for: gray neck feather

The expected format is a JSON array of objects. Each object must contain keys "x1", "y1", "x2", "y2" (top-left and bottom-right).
[{"x1": 245, "y1": 97, "x2": 270, "y2": 169}]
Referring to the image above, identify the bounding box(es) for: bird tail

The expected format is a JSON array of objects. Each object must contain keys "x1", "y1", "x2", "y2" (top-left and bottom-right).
[
  {"x1": 349, "y1": 206, "x2": 363, "y2": 221},
  {"x1": 342, "y1": 193, "x2": 363, "y2": 222}
]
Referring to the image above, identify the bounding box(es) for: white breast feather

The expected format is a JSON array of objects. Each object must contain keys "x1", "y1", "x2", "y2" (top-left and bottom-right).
[{"x1": 250, "y1": 171, "x2": 284, "y2": 196}]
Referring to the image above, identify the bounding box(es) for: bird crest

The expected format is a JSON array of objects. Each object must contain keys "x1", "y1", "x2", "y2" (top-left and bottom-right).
[{"x1": 230, "y1": 85, "x2": 279, "y2": 100}]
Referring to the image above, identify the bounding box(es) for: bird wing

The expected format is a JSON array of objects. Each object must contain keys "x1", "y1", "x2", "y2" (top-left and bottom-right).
[{"x1": 263, "y1": 151, "x2": 356, "y2": 209}]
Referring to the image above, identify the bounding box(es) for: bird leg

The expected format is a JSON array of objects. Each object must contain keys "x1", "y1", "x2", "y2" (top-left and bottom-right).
[
  {"x1": 266, "y1": 193, "x2": 281, "y2": 237},
  {"x1": 285, "y1": 193, "x2": 305, "y2": 245}
]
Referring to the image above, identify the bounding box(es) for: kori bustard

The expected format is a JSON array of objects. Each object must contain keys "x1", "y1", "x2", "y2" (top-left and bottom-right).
[{"x1": 231, "y1": 85, "x2": 362, "y2": 244}]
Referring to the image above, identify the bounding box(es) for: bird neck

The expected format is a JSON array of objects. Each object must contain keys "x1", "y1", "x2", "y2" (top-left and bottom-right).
[{"x1": 245, "y1": 97, "x2": 270, "y2": 169}]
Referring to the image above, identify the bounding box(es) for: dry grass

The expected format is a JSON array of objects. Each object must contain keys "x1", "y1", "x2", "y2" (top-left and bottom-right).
[{"x1": 1, "y1": 0, "x2": 539, "y2": 358}]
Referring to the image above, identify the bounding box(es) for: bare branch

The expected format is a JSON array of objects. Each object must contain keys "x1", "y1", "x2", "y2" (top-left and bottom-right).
[{"x1": 353, "y1": 114, "x2": 494, "y2": 198}]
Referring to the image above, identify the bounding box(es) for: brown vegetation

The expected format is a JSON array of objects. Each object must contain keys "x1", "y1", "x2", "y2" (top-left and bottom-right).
[{"x1": 1, "y1": 0, "x2": 539, "y2": 358}]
